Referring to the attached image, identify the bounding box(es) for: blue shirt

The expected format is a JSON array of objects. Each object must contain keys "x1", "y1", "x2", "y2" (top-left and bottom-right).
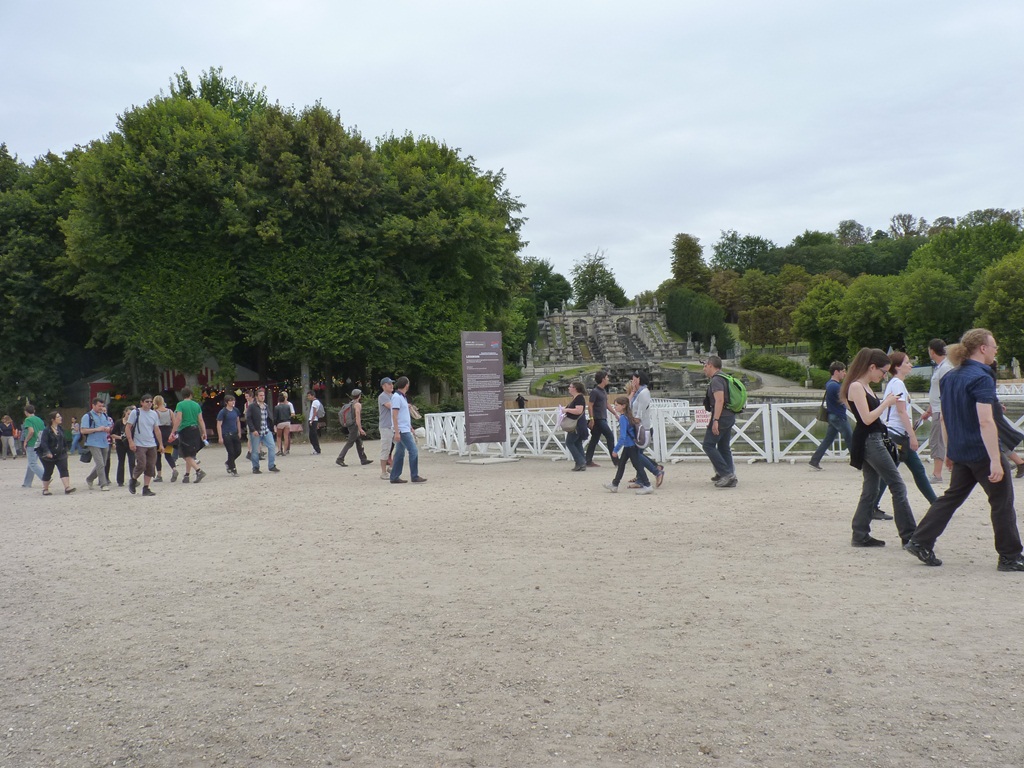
[
  {"x1": 217, "y1": 407, "x2": 240, "y2": 435},
  {"x1": 825, "y1": 379, "x2": 846, "y2": 418},
  {"x1": 613, "y1": 413, "x2": 636, "y2": 452},
  {"x1": 940, "y1": 359, "x2": 998, "y2": 464},
  {"x1": 83, "y1": 409, "x2": 113, "y2": 448}
]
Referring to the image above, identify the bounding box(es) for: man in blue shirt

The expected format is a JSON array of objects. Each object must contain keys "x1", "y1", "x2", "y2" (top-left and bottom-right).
[
  {"x1": 808, "y1": 361, "x2": 853, "y2": 471},
  {"x1": 905, "y1": 329, "x2": 1024, "y2": 571},
  {"x1": 82, "y1": 397, "x2": 114, "y2": 490}
]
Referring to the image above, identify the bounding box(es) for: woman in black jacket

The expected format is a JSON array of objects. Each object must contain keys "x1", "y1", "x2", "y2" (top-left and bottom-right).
[{"x1": 38, "y1": 411, "x2": 76, "y2": 496}]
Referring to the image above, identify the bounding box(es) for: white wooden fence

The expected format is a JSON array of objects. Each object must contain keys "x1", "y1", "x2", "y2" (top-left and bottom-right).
[{"x1": 425, "y1": 398, "x2": 1024, "y2": 464}]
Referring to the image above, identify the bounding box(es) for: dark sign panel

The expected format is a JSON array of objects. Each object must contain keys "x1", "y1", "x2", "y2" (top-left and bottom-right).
[{"x1": 461, "y1": 331, "x2": 507, "y2": 444}]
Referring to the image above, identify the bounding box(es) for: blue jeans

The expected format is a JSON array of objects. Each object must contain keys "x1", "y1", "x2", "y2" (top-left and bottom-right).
[
  {"x1": 853, "y1": 434, "x2": 917, "y2": 544},
  {"x1": 566, "y1": 430, "x2": 586, "y2": 468},
  {"x1": 875, "y1": 432, "x2": 937, "y2": 508},
  {"x1": 249, "y1": 431, "x2": 276, "y2": 470},
  {"x1": 703, "y1": 411, "x2": 736, "y2": 477},
  {"x1": 810, "y1": 414, "x2": 854, "y2": 465},
  {"x1": 390, "y1": 431, "x2": 419, "y2": 480},
  {"x1": 23, "y1": 446, "x2": 44, "y2": 487}
]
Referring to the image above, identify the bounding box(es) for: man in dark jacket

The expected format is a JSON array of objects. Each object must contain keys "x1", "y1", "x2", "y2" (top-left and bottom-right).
[{"x1": 245, "y1": 387, "x2": 280, "y2": 475}]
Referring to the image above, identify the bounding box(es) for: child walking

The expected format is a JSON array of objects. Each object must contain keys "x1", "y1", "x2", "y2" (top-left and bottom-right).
[{"x1": 604, "y1": 395, "x2": 653, "y2": 495}]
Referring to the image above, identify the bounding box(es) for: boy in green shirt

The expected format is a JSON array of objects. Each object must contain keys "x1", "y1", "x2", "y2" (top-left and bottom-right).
[{"x1": 22, "y1": 404, "x2": 45, "y2": 488}]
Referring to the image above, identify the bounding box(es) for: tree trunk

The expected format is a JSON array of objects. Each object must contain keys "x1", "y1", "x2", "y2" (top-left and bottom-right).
[{"x1": 301, "y1": 360, "x2": 310, "y2": 401}]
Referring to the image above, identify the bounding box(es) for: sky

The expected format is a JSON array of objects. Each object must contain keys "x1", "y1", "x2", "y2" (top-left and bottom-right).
[{"x1": 3, "y1": 0, "x2": 1022, "y2": 297}]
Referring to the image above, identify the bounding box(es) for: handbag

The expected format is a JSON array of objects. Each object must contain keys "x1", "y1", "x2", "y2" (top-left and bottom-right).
[
  {"x1": 882, "y1": 431, "x2": 901, "y2": 467},
  {"x1": 816, "y1": 392, "x2": 828, "y2": 423},
  {"x1": 80, "y1": 450, "x2": 92, "y2": 463},
  {"x1": 559, "y1": 415, "x2": 579, "y2": 432}
]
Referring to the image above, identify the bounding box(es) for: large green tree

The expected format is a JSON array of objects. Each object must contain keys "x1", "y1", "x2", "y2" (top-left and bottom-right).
[
  {"x1": 709, "y1": 230, "x2": 777, "y2": 273},
  {"x1": 890, "y1": 268, "x2": 971, "y2": 361},
  {"x1": 0, "y1": 146, "x2": 86, "y2": 407},
  {"x1": 232, "y1": 102, "x2": 384, "y2": 386},
  {"x1": 837, "y1": 274, "x2": 902, "y2": 356},
  {"x1": 670, "y1": 233, "x2": 710, "y2": 292},
  {"x1": 61, "y1": 73, "x2": 258, "y2": 387},
  {"x1": 523, "y1": 257, "x2": 572, "y2": 316},
  {"x1": 791, "y1": 279, "x2": 848, "y2": 367},
  {"x1": 373, "y1": 133, "x2": 525, "y2": 385},
  {"x1": 975, "y1": 246, "x2": 1024, "y2": 363},
  {"x1": 906, "y1": 218, "x2": 1024, "y2": 291},
  {"x1": 570, "y1": 250, "x2": 627, "y2": 308}
]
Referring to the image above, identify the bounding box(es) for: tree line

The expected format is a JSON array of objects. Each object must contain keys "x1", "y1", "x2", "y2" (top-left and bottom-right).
[{"x1": 554, "y1": 211, "x2": 1024, "y2": 369}]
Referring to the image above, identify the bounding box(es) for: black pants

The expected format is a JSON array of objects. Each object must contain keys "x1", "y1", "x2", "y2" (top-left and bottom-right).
[
  {"x1": 41, "y1": 455, "x2": 69, "y2": 481},
  {"x1": 308, "y1": 420, "x2": 321, "y2": 454},
  {"x1": 914, "y1": 456, "x2": 1023, "y2": 557},
  {"x1": 585, "y1": 418, "x2": 616, "y2": 463},
  {"x1": 115, "y1": 439, "x2": 135, "y2": 485},
  {"x1": 222, "y1": 433, "x2": 242, "y2": 471}
]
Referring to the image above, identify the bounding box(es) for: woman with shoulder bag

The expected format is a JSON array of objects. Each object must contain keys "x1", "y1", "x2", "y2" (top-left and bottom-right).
[
  {"x1": 38, "y1": 411, "x2": 76, "y2": 495},
  {"x1": 563, "y1": 381, "x2": 589, "y2": 471},
  {"x1": 841, "y1": 348, "x2": 917, "y2": 548}
]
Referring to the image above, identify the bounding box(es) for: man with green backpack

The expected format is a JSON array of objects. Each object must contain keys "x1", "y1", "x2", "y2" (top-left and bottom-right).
[{"x1": 702, "y1": 356, "x2": 746, "y2": 489}]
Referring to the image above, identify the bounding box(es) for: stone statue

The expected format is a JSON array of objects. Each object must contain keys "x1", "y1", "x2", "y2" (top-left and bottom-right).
[
  {"x1": 518, "y1": 352, "x2": 524, "y2": 368},
  {"x1": 710, "y1": 335, "x2": 718, "y2": 355},
  {"x1": 544, "y1": 300, "x2": 550, "y2": 316},
  {"x1": 1014, "y1": 357, "x2": 1021, "y2": 379},
  {"x1": 686, "y1": 331, "x2": 694, "y2": 358}
]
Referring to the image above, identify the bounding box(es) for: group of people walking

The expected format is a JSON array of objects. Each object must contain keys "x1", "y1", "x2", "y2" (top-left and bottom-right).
[
  {"x1": 13, "y1": 375, "x2": 430, "y2": 497},
  {"x1": 831, "y1": 329, "x2": 1024, "y2": 572},
  {"x1": 563, "y1": 357, "x2": 740, "y2": 495}
]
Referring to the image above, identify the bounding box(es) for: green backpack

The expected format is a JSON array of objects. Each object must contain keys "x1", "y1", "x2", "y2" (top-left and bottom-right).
[{"x1": 716, "y1": 372, "x2": 747, "y2": 413}]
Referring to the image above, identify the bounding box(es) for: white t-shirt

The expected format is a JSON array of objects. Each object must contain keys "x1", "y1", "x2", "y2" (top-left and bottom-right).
[
  {"x1": 308, "y1": 399, "x2": 322, "y2": 421},
  {"x1": 882, "y1": 378, "x2": 910, "y2": 436}
]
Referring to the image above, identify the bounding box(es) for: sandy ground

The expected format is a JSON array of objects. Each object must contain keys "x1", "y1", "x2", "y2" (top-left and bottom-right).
[{"x1": 3, "y1": 442, "x2": 1024, "y2": 768}]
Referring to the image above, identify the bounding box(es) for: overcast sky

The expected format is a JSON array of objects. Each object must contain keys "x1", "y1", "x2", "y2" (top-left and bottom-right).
[{"x1": 3, "y1": 0, "x2": 1022, "y2": 297}]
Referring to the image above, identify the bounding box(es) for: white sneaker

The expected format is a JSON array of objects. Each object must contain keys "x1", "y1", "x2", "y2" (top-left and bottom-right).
[
  {"x1": 603, "y1": 483, "x2": 618, "y2": 493},
  {"x1": 636, "y1": 485, "x2": 654, "y2": 495},
  {"x1": 380, "y1": 472, "x2": 390, "y2": 480}
]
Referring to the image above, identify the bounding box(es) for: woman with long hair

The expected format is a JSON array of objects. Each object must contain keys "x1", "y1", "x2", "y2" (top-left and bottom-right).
[
  {"x1": 564, "y1": 381, "x2": 589, "y2": 471},
  {"x1": 875, "y1": 351, "x2": 938, "y2": 511},
  {"x1": 604, "y1": 395, "x2": 652, "y2": 494},
  {"x1": 840, "y1": 348, "x2": 917, "y2": 547},
  {"x1": 112, "y1": 406, "x2": 136, "y2": 487},
  {"x1": 37, "y1": 411, "x2": 75, "y2": 495}
]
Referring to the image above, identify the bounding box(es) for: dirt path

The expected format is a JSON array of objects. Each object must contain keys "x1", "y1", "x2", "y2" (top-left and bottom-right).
[{"x1": 3, "y1": 446, "x2": 1023, "y2": 767}]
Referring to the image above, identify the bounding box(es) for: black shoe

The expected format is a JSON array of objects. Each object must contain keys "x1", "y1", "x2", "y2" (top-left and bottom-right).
[
  {"x1": 411, "y1": 476, "x2": 427, "y2": 483},
  {"x1": 142, "y1": 487, "x2": 156, "y2": 497},
  {"x1": 904, "y1": 540, "x2": 942, "y2": 566},
  {"x1": 997, "y1": 555, "x2": 1024, "y2": 572},
  {"x1": 808, "y1": 462, "x2": 823, "y2": 471},
  {"x1": 1017, "y1": 464, "x2": 1024, "y2": 479},
  {"x1": 268, "y1": 466, "x2": 279, "y2": 473},
  {"x1": 852, "y1": 536, "x2": 885, "y2": 547},
  {"x1": 181, "y1": 475, "x2": 190, "y2": 484},
  {"x1": 195, "y1": 469, "x2": 206, "y2": 483},
  {"x1": 871, "y1": 508, "x2": 894, "y2": 520},
  {"x1": 252, "y1": 468, "x2": 262, "y2": 474},
  {"x1": 711, "y1": 474, "x2": 720, "y2": 483},
  {"x1": 129, "y1": 478, "x2": 137, "y2": 494},
  {"x1": 336, "y1": 458, "x2": 347, "y2": 466},
  {"x1": 391, "y1": 478, "x2": 408, "y2": 484},
  {"x1": 360, "y1": 459, "x2": 373, "y2": 465}
]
